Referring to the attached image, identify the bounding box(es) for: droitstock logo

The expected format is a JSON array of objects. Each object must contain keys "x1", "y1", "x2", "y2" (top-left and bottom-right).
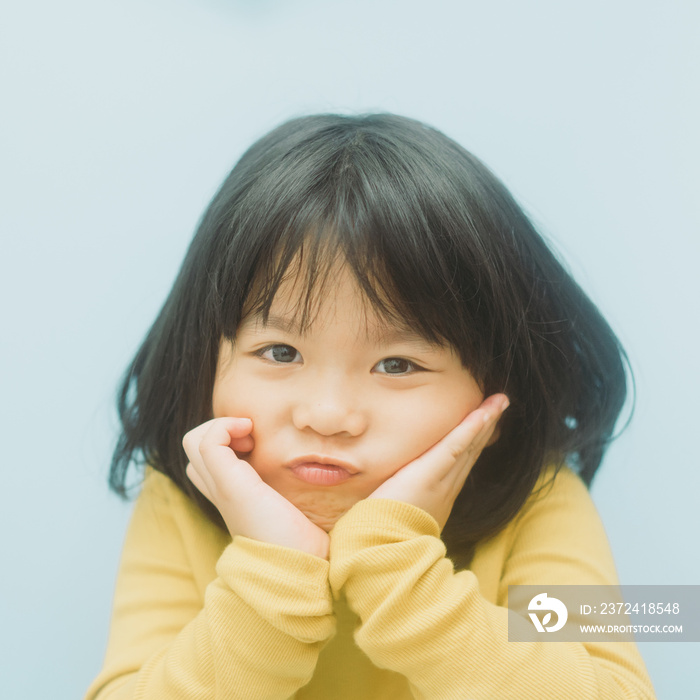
[
  {"x1": 509, "y1": 585, "x2": 699, "y2": 642},
  {"x1": 528, "y1": 593, "x2": 568, "y2": 633}
]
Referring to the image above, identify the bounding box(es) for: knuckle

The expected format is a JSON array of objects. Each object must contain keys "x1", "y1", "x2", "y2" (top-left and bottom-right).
[
  {"x1": 198, "y1": 439, "x2": 217, "y2": 459},
  {"x1": 448, "y1": 442, "x2": 469, "y2": 461},
  {"x1": 182, "y1": 431, "x2": 197, "y2": 454}
]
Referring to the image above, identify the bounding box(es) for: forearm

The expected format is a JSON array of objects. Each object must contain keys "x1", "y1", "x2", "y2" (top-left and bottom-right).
[
  {"x1": 329, "y1": 499, "x2": 654, "y2": 700},
  {"x1": 88, "y1": 537, "x2": 335, "y2": 700}
]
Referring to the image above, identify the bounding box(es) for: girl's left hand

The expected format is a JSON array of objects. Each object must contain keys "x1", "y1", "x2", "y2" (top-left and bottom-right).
[{"x1": 367, "y1": 394, "x2": 509, "y2": 531}]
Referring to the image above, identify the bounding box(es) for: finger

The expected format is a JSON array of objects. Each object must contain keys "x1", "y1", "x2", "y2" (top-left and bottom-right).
[
  {"x1": 456, "y1": 393, "x2": 509, "y2": 453},
  {"x1": 183, "y1": 416, "x2": 252, "y2": 441},
  {"x1": 197, "y1": 419, "x2": 263, "y2": 499},
  {"x1": 186, "y1": 461, "x2": 214, "y2": 502},
  {"x1": 446, "y1": 417, "x2": 500, "y2": 492},
  {"x1": 448, "y1": 395, "x2": 509, "y2": 480},
  {"x1": 422, "y1": 394, "x2": 509, "y2": 478},
  {"x1": 182, "y1": 421, "x2": 217, "y2": 497},
  {"x1": 231, "y1": 435, "x2": 255, "y2": 452},
  {"x1": 183, "y1": 417, "x2": 253, "y2": 498},
  {"x1": 229, "y1": 426, "x2": 255, "y2": 453},
  {"x1": 184, "y1": 439, "x2": 220, "y2": 504},
  {"x1": 437, "y1": 396, "x2": 508, "y2": 497},
  {"x1": 182, "y1": 417, "x2": 253, "y2": 464},
  {"x1": 219, "y1": 416, "x2": 255, "y2": 453},
  {"x1": 221, "y1": 416, "x2": 254, "y2": 437},
  {"x1": 464, "y1": 395, "x2": 508, "y2": 453},
  {"x1": 182, "y1": 418, "x2": 217, "y2": 460}
]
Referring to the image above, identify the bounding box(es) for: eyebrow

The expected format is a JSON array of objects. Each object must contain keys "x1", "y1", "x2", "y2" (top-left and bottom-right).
[{"x1": 241, "y1": 312, "x2": 440, "y2": 349}]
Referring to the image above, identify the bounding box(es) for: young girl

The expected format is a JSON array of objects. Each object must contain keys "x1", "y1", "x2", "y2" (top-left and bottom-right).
[{"x1": 86, "y1": 114, "x2": 655, "y2": 699}]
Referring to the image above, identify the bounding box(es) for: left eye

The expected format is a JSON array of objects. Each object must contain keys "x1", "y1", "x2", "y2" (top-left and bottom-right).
[{"x1": 374, "y1": 358, "x2": 420, "y2": 375}]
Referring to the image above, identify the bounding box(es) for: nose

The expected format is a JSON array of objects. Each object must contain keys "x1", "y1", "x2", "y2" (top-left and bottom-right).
[{"x1": 292, "y1": 373, "x2": 368, "y2": 437}]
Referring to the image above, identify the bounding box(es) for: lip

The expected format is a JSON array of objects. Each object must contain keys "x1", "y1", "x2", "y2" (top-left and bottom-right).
[
  {"x1": 285, "y1": 455, "x2": 359, "y2": 486},
  {"x1": 285, "y1": 455, "x2": 359, "y2": 474}
]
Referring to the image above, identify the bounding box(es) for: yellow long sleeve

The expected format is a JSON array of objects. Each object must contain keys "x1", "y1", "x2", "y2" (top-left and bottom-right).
[
  {"x1": 86, "y1": 467, "x2": 655, "y2": 699},
  {"x1": 84, "y1": 470, "x2": 336, "y2": 700},
  {"x1": 328, "y1": 469, "x2": 656, "y2": 699}
]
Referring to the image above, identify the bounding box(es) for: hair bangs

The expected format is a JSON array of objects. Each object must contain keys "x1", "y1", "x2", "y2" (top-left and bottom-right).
[
  {"x1": 220, "y1": 216, "x2": 452, "y2": 349},
  {"x1": 212, "y1": 123, "x2": 486, "y2": 374}
]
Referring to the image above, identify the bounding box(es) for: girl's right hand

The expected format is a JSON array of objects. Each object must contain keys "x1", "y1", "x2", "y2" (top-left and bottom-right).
[{"x1": 183, "y1": 417, "x2": 331, "y2": 560}]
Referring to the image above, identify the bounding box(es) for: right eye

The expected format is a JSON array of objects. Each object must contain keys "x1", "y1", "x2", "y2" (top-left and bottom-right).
[{"x1": 257, "y1": 344, "x2": 302, "y2": 364}]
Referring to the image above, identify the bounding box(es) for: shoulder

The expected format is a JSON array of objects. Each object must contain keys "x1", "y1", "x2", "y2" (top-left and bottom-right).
[
  {"x1": 137, "y1": 466, "x2": 200, "y2": 514},
  {"x1": 129, "y1": 467, "x2": 203, "y2": 533},
  {"x1": 519, "y1": 464, "x2": 598, "y2": 521},
  {"x1": 504, "y1": 465, "x2": 619, "y2": 586},
  {"x1": 470, "y1": 465, "x2": 620, "y2": 602},
  {"x1": 513, "y1": 464, "x2": 606, "y2": 537},
  {"x1": 125, "y1": 468, "x2": 230, "y2": 579}
]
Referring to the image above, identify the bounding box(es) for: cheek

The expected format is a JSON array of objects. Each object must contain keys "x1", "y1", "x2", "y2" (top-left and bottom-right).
[
  {"x1": 398, "y1": 409, "x2": 459, "y2": 456},
  {"x1": 212, "y1": 379, "x2": 236, "y2": 418},
  {"x1": 212, "y1": 371, "x2": 259, "y2": 420},
  {"x1": 213, "y1": 391, "x2": 267, "y2": 430},
  {"x1": 381, "y1": 382, "x2": 483, "y2": 464}
]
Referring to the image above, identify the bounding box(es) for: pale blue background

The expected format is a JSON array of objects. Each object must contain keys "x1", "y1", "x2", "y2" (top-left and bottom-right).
[{"x1": 1, "y1": 1, "x2": 698, "y2": 698}]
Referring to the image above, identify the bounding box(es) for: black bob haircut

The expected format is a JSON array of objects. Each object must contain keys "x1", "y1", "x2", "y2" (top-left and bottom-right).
[{"x1": 111, "y1": 113, "x2": 629, "y2": 563}]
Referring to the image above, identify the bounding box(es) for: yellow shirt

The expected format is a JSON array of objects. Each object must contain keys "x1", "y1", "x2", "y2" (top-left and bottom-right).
[{"x1": 85, "y1": 467, "x2": 655, "y2": 699}]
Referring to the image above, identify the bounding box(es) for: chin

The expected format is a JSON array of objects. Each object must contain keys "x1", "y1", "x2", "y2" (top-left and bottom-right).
[
  {"x1": 297, "y1": 502, "x2": 356, "y2": 532},
  {"x1": 304, "y1": 510, "x2": 346, "y2": 532},
  {"x1": 291, "y1": 490, "x2": 359, "y2": 532}
]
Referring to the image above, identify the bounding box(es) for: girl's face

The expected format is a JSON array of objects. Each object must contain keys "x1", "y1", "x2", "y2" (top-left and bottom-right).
[{"x1": 212, "y1": 264, "x2": 483, "y2": 532}]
